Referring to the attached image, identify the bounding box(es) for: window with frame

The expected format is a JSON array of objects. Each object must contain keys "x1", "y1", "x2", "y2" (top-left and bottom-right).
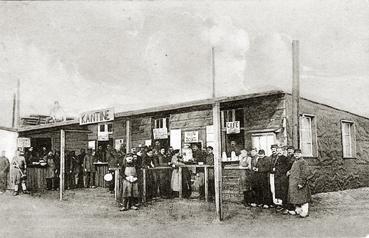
[
  {"x1": 153, "y1": 118, "x2": 168, "y2": 129},
  {"x1": 342, "y1": 121, "x2": 354, "y2": 158},
  {"x1": 98, "y1": 123, "x2": 113, "y2": 134},
  {"x1": 221, "y1": 109, "x2": 244, "y2": 128},
  {"x1": 300, "y1": 115, "x2": 314, "y2": 156}
]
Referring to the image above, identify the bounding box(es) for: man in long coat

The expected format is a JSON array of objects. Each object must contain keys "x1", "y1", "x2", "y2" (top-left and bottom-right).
[
  {"x1": 0, "y1": 151, "x2": 10, "y2": 193},
  {"x1": 272, "y1": 146, "x2": 290, "y2": 211},
  {"x1": 252, "y1": 149, "x2": 272, "y2": 208},
  {"x1": 287, "y1": 149, "x2": 312, "y2": 218}
]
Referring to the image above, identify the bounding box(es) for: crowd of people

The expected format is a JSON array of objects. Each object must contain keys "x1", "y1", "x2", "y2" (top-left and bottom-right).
[
  {"x1": 238, "y1": 145, "x2": 312, "y2": 218},
  {"x1": 118, "y1": 142, "x2": 215, "y2": 211},
  {"x1": 0, "y1": 140, "x2": 312, "y2": 218}
]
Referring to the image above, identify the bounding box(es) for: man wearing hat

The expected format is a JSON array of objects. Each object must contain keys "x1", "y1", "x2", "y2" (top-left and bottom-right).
[
  {"x1": 271, "y1": 145, "x2": 290, "y2": 211},
  {"x1": 251, "y1": 149, "x2": 272, "y2": 208},
  {"x1": 287, "y1": 149, "x2": 312, "y2": 218}
]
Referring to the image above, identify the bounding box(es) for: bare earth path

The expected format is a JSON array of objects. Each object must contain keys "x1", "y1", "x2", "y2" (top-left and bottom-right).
[{"x1": 1, "y1": 187, "x2": 369, "y2": 238}]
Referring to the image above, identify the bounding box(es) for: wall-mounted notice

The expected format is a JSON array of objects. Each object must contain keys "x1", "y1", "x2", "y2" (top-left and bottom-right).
[{"x1": 184, "y1": 131, "x2": 199, "y2": 143}]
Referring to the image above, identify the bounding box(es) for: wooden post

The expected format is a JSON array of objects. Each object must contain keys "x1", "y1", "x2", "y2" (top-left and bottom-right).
[
  {"x1": 292, "y1": 40, "x2": 300, "y2": 149},
  {"x1": 126, "y1": 120, "x2": 131, "y2": 154},
  {"x1": 114, "y1": 168, "x2": 120, "y2": 201},
  {"x1": 178, "y1": 167, "x2": 182, "y2": 199},
  {"x1": 204, "y1": 166, "x2": 209, "y2": 202},
  {"x1": 142, "y1": 168, "x2": 147, "y2": 203},
  {"x1": 213, "y1": 102, "x2": 223, "y2": 221},
  {"x1": 60, "y1": 129, "x2": 65, "y2": 201}
]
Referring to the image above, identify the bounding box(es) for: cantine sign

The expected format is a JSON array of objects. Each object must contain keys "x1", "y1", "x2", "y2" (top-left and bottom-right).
[{"x1": 80, "y1": 108, "x2": 114, "y2": 125}]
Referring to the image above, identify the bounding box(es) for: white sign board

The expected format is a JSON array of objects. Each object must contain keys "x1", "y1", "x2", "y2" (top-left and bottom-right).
[
  {"x1": 226, "y1": 121, "x2": 240, "y2": 134},
  {"x1": 145, "y1": 140, "x2": 152, "y2": 147},
  {"x1": 88, "y1": 141, "x2": 96, "y2": 150},
  {"x1": 206, "y1": 125, "x2": 215, "y2": 148},
  {"x1": 184, "y1": 131, "x2": 199, "y2": 143},
  {"x1": 153, "y1": 128, "x2": 168, "y2": 139},
  {"x1": 115, "y1": 139, "x2": 124, "y2": 151},
  {"x1": 80, "y1": 108, "x2": 114, "y2": 125},
  {"x1": 98, "y1": 131, "x2": 109, "y2": 141},
  {"x1": 17, "y1": 137, "x2": 31, "y2": 148},
  {"x1": 170, "y1": 129, "x2": 182, "y2": 150}
]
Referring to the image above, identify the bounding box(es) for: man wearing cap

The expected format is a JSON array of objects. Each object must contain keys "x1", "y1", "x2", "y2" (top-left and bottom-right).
[
  {"x1": 252, "y1": 149, "x2": 272, "y2": 208},
  {"x1": 0, "y1": 151, "x2": 10, "y2": 193},
  {"x1": 287, "y1": 149, "x2": 312, "y2": 218}
]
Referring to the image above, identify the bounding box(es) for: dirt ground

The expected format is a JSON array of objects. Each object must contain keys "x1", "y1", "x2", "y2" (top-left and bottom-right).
[{"x1": 1, "y1": 187, "x2": 369, "y2": 238}]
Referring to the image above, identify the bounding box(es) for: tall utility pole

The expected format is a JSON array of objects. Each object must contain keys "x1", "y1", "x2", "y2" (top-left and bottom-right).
[
  {"x1": 16, "y1": 78, "x2": 20, "y2": 128},
  {"x1": 211, "y1": 47, "x2": 223, "y2": 221},
  {"x1": 292, "y1": 40, "x2": 300, "y2": 149},
  {"x1": 12, "y1": 93, "x2": 16, "y2": 128}
]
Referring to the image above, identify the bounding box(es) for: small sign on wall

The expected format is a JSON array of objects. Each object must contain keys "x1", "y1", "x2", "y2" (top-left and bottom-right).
[
  {"x1": 153, "y1": 128, "x2": 168, "y2": 139},
  {"x1": 184, "y1": 131, "x2": 199, "y2": 143},
  {"x1": 226, "y1": 121, "x2": 240, "y2": 134},
  {"x1": 17, "y1": 137, "x2": 31, "y2": 148},
  {"x1": 88, "y1": 141, "x2": 96, "y2": 150},
  {"x1": 98, "y1": 131, "x2": 109, "y2": 141},
  {"x1": 145, "y1": 140, "x2": 152, "y2": 147},
  {"x1": 115, "y1": 139, "x2": 124, "y2": 151}
]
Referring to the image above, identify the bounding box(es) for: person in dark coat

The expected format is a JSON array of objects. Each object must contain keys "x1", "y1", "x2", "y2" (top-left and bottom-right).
[
  {"x1": 95, "y1": 145, "x2": 106, "y2": 162},
  {"x1": 106, "y1": 145, "x2": 117, "y2": 193},
  {"x1": 142, "y1": 149, "x2": 157, "y2": 200},
  {"x1": 70, "y1": 151, "x2": 81, "y2": 189},
  {"x1": 287, "y1": 149, "x2": 312, "y2": 218},
  {"x1": 0, "y1": 151, "x2": 10, "y2": 193},
  {"x1": 249, "y1": 148, "x2": 258, "y2": 207},
  {"x1": 192, "y1": 144, "x2": 206, "y2": 199},
  {"x1": 83, "y1": 148, "x2": 95, "y2": 188},
  {"x1": 157, "y1": 148, "x2": 171, "y2": 198},
  {"x1": 45, "y1": 151, "x2": 56, "y2": 190},
  {"x1": 272, "y1": 146, "x2": 290, "y2": 211},
  {"x1": 252, "y1": 149, "x2": 272, "y2": 208},
  {"x1": 205, "y1": 146, "x2": 215, "y2": 200}
]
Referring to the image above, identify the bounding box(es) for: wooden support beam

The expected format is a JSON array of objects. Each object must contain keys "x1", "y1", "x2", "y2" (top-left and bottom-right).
[
  {"x1": 126, "y1": 120, "x2": 131, "y2": 154},
  {"x1": 114, "y1": 168, "x2": 120, "y2": 201},
  {"x1": 142, "y1": 168, "x2": 147, "y2": 204},
  {"x1": 60, "y1": 129, "x2": 65, "y2": 201},
  {"x1": 204, "y1": 166, "x2": 209, "y2": 202},
  {"x1": 213, "y1": 102, "x2": 223, "y2": 221},
  {"x1": 292, "y1": 40, "x2": 300, "y2": 149},
  {"x1": 178, "y1": 167, "x2": 182, "y2": 199}
]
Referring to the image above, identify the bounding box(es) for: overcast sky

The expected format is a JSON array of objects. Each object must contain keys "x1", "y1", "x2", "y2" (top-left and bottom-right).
[{"x1": 0, "y1": 0, "x2": 368, "y2": 127}]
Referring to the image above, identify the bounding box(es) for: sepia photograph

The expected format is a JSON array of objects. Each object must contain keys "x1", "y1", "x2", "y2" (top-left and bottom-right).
[{"x1": 0, "y1": 0, "x2": 369, "y2": 237}]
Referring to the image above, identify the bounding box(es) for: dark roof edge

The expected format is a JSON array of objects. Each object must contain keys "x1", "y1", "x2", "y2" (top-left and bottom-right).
[
  {"x1": 285, "y1": 93, "x2": 369, "y2": 120},
  {"x1": 115, "y1": 90, "x2": 285, "y2": 118},
  {"x1": 0, "y1": 126, "x2": 18, "y2": 132}
]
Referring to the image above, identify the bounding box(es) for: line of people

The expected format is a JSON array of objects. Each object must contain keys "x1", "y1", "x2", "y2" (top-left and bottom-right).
[
  {"x1": 118, "y1": 143, "x2": 215, "y2": 211},
  {"x1": 239, "y1": 145, "x2": 312, "y2": 218}
]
